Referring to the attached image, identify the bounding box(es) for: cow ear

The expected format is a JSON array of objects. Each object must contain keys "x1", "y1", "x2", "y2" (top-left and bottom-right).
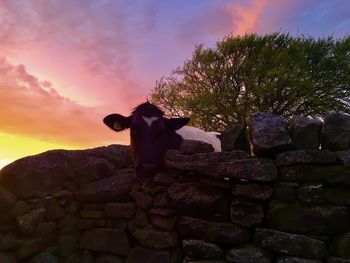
[
  {"x1": 165, "y1": 117, "x2": 190, "y2": 131},
  {"x1": 103, "y1": 114, "x2": 132, "y2": 132}
]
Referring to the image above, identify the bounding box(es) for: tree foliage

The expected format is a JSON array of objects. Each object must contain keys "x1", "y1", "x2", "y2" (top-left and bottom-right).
[{"x1": 151, "y1": 33, "x2": 350, "y2": 131}]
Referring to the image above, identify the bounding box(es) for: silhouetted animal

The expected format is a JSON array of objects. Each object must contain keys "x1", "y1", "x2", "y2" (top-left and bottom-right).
[{"x1": 103, "y1": 102, "x2": 220, "y2": 177}]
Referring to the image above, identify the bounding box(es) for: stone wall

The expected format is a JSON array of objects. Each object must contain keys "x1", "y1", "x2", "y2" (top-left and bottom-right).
[{"x1": 0, "y1": 112, "x2": 350, "y2": 263}]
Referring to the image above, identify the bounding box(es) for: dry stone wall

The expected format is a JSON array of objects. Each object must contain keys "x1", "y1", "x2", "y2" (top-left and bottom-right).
[{"x1": 0, "y1": 112, "x2": 350, "y2": 263}]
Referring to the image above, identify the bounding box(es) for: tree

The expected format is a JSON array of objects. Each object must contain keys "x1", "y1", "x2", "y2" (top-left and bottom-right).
[{"x1": 151, "y1": 33, "x2": 350, "y2": 131}]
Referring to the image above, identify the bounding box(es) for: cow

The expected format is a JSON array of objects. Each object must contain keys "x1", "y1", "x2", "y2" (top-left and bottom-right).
[{"x1": 103, "y1": 101, "x2": 221, "y2": 178}]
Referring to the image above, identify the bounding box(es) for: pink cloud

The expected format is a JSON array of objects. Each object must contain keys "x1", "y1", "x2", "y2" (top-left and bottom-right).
[{"x1": 0, "y1": 58, "x2": 129, "y2": 146}]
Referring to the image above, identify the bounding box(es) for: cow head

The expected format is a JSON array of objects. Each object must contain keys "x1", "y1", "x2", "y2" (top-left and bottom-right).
[{"x1": 103, "y1": 102, "x2": 189, "y2": 177}]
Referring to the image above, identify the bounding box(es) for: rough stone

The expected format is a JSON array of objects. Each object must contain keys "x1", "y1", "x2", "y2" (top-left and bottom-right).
[
  {"x1": 280, "y1": 165, "x2": 350, "y2": 184},
  {"x1": 0, "y1": 186, "x2": 16, "y2": 211},
  {"x1": 183, "y1": 239, "x2": 223, "y2": 260},
  {"x1": 66, "y1": 201, "x2": 79, "y2": 214},
  {"x1": 104, "y1": 202, "x2": 136, "y2": 219},
  {"x1": 125, "y1": 246, "x2": 171, "y2": 263},
  {"x1": 132, "y1": 225, "x2": 178, "y2": 249},
  {"x1": 177, "y1": 216, "x2": 251, "y2": 245},
  {"x1": 130, "y1": 191, "x2": 154, "y2": 210},
  {"x1": 17, "y1": 238, "x2": 44, "y2": 259},
  {"x1": 255, "y1": 228, "x2": 326, "y2": 259},
  {"x1": 232, "y1": 183, "x2": 273, "y2": 200},
  {"x1": 16, "y1": 208, "x2": 46, "y2": 234},
  {"x1": 57, "y1": 232, "x2": 80, "y2": 257},
  {"x1": 277, "y1": 256, "x2": 321, "y2": 263},
  {"x1": 290, "y1": 116, "x2": 322, "y2": 150},
  {"x1": 330, "y1": 232, "x2": 350, "y2": 258},
  {"x1": 0, "y1": 253, "x2": 16, "y2": 263},
  {"x1": 226, "y1": 246, "x2": 271, "y2": 263},
  {"x1": 128, "y1": 208, "x2": 149, "y2": 232},
  {"x1": 77, "y1": 219, "x2": 106, "y2": 229},
  {"x1": 0, "y1": 232, "x2": 18, "y2": 251},
  {"x1": 267, "y1": 200, "x2": 350, "y2": 234},
  {"x1": 62, "y1": 250, "x2": 94, "y2": 263},
  {"x1": 275, "y1": 150, "x2": 336, "y2": 166},
  {"x1": 168, "y1": 183, "x2": 228, "y2": 220},
  {"x1": 335, "y1": 151, "x2": 350, "y2": 166},
  {"x1": 80, "y1": 210, "x2": 103, "y2": 219},
  {"x1": 29, "y1": 251, "x2": 59, "y2": 263},
  {"x1": 249, "y1": 112, "x2": 292, "y2": 156},
  {"x1": 230, "y1": 200, "x2": 264, "y2": 227},
  {"x1": 273, "y1": 183, "x2": 298, "y2": 202},
  {"x1": 35, "y1": 222, "x2": 57, "y2": 236},
  {"x1": 321, "y1": 113, "x2": 350, "y2": 151},
  {"x1": 76, "y1": 172, "x2": 137, "y2": 202},
  {"x1": 326, "y1": 187, "x2": 350, "y2": 205},
  {"x1": 0, "y1": 145, "x2": 132, "y2": 198},
  {"x1": 150, "y1": 214, "x2": 177, "y2": 231},
  {"x1": 46, "y1": 203, "x2": 66, "y2": 220},
  {"x1": 10, "y1": 200, "x2": 29, "y2": 217},
  {"x1": 329, "y1": 258, "x2": 350, "y2": 263},
  {"x1": 180, "y1": 140, "x2": 214, "y2": 155},
  {"x1": 298, "y1": 183, "x2": 326, "y2": 203},
  {"x1": 221, "y1": 124, "x2": 250, "y2": 152},
  {"x1": 153, "y1": 193, "x2": 171, "y2": 208},
  {"x1": 95, "y1": 254, "x2": 124, "y2": 263},
  {"x1": 80, "y1": 228, "x2": 130, "y2": 256}
]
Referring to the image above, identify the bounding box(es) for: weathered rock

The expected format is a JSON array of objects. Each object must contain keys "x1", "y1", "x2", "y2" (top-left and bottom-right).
[
  {"x1": 221, "y1": 125, "x2": 249, "y2": 152},
  {"x1": 177, "y1": 216, "x2": 251, "y2": 245},
  {"x1": 277, "y1": 256, "x2": 321, "y2": 263},
  {"x1": 275, "y1": 150, "x2": 336, "y2": 166},
  {"x1": 125, "y1": 246, "x2": 171, "y2": 263},
  {"x1": 153, "y1": 172, "x2": 177, "y2": 186},
  {"x1": 298, "y1": 183, "x2": 326, "y2": 203},
  {"x1": 290, "y1": 116, "x2": 322, "y2": 150},
  {"x1": 132, "y1": 225, "x2": 178, "y2": 249},
  {"x1": 335, "y1": 151, "x2": 350, "y2": 166},
  {"x1": 0, "y1": 253, "x2": 16, "y2": 263},
  {"x1": 17, "y1": 238, "x2": 44, "y2": 259},
  {"x1": 16, "y1": 208, "x2": 46, "y2": 234},
  {"x1": 153, "y1": 193, "x2": 171, "y2": 208},
  {"x1": 104, "y1": 202, "x2": 136, "y2": 219},
  {"x1": 58, "y1": 232, "x2": 80, "y2": 257},
  {"x1": 273, "y1": 182, "x2": 298, "y2": 202},
  {"x1": 77, "y1": 219, "x2": 106, "y2": 229},
  {"x1": 10, "y1": 200, "x2": 29, "y2": 217},
  {"x1": 326, "y1": 187, "x2": 350, "y2": 205},
  {"x1": 0, "y1": 186, "x2": 16, "y2": 211},
  {"x1": 255, "y1": 228, "x2": 326, "y2": 259},
  {"x1": 80, "y1": 228, "x2": 130, "y2": 256},
  {"x1": 76, "y1": 172, "x2": 137, "y2": 202},
  {"x1": 249, "y1": 112, "x2": 292, "y2": 156},
  {"x1": 321, "y1": 113, "x2": 350, "y2": 150},
  {"x1": 280, "y1": 165, "x2": 350, "y2": 184},
  {"x1": 226, "y1": 246, "x2": 271, "y2": 263},
  {"x1": 0, "y1": 145, "x2": 132, "y2": 198},
  {"x1": 165, "y1": 150, "x2": 250, "y2": 175},
  {"x1": 95, "y1": 254, "x2": 124, "y2": 263},
  {"x1": 328, "y1": 257, "x2": 350, "y2": 263},
  {"x1": 180, "y1": 140, "x2": 214, "y2": 155},
  {"x1": 330, "y1": 232, "x2": 350, "y2": 258},
  {"x1": 29, "y1": 251, "x2": 59, "y2": 263},
  {"x1": 46, "y1": 204, "x2": 66, "y2": 220},
  {"x1": 183, "y1": 239, "x2": 223, "y2": 260},
  {"x1": 62, "y1": 250, "x2": 94, "y2": 263},
  {"x1": 168, "y1": 183, "x2": 228, "y2": 220},
  {"x1": 130, "y1": 191, "x2": 154, "y2": 210},
  {"x1": 128, "y1": 208, "x2": 149, "y2": 232},
  {"x1": 267, "y1": 200, "x2": 350, "y2": 234},
  {"x1": 232, "y1": 183, "x2": 273, "y2": 200},
  {"x1": 0, "y1": 232, "x2": 18, "y2": 251},
  {"x1": 106, "y1": 219, "x2": 128, "y2": 230},
  {"x1": 29, "y1": 196, "x2": 56, "y2": 209},
  {"x1": 230, "y1": 200, "x2": 264, "y2": 227},
  {"x1": 35, "y1": 222, "x2": 57, "y2": 236},
  {"x1": 150, "y1": 214, "x2": 177, "y2": 231},
  {"x1": 200, "y1": 176, "x2": 232, "y2": 188},
  {"x1": 80, "y1": 210, "x2": 103, "y2": 219}
]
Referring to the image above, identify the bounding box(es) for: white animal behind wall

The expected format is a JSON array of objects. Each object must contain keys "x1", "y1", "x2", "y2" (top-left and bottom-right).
[{"x1": 175, "y1": 126, "x2": 221, "y2": 152}]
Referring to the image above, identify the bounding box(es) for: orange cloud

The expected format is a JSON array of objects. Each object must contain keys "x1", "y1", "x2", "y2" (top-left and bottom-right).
[
  {"x1": 0, "y1": 58, "x2": 129, "y2": 147},
  {"x1": 225, "y1": 0, "x2": 275, "y2": 35}
]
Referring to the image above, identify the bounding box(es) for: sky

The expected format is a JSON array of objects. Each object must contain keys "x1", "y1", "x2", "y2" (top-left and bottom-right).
[{"x1": 0, "y1": 0, "x2": 349, "y2": 169}]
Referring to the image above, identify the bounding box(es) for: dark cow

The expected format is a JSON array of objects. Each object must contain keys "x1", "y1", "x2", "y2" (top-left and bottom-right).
[{"x1": 103, "y1": 102, "x2": 220, "y2": 177}]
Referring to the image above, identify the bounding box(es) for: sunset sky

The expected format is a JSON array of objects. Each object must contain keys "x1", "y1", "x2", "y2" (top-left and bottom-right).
[{"x1": 0, "y1": 0, "x2": 349, "y2": 169}]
